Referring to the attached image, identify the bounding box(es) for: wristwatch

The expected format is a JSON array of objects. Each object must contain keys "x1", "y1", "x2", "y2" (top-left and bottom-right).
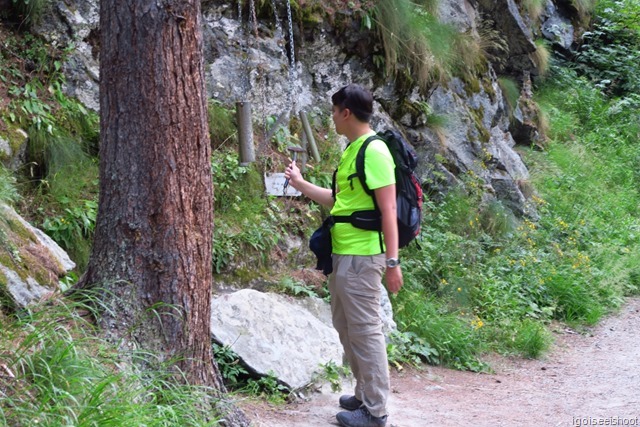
[{"x1": 386, "y1": 257, "x2": 400, "y2": 268}]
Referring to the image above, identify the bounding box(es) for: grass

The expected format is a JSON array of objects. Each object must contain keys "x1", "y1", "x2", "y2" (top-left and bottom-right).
[
  {"x1": 368, "y1": 0, "x2": 488, "y2": 88},
  {"x1": 0, "y1": 294, "x2": 225, "y2": 426}
]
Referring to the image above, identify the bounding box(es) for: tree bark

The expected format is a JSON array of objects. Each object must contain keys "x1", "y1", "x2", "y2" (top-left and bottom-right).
[{"x1": 76, "y1": 1, "x2": 248, "y2": 425}]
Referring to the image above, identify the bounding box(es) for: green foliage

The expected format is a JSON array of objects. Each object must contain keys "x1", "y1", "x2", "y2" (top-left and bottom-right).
[
  {"x1": 483, "y1": 319, "x2": 553, "y2": 358},
  {"x1": 396, "y1": 65, "x2": 640, "y2": 361},
  {"x1": 497, "y1": 77, "x2": 520, "y2": 112},
  {"x1": 386, "y1": 330, "x2": 439, "y2": 368},
  {"x1": 531, "y1": 39, "x2": 550, "y2": 76},
  {"x1": 519, "y1": 0, "x2": 547, "y2": 20},
  {"x1": 242, "y1": 372, "x2": 289, "y2": 403},
  {"x1": 276, "y1": 276, "x2": 319, "y2": 298},
  {"x1": 364, "y1": 0, "x2": 488, "y2": 88},
  {"x1": 212, "y1": 343, "x2": 249, "y2": 387},
  {"x1": 10, "y1": 0, "x2": 50, "y2": 28},
  {"x1": 574, "y1": 0, "x2": 640, "y2": 96},
  {"x1": 42, "y1": 200, "x2": 98, "y2": 250},
  {"x1": 212, "y1": 342, "x2": 288, "y2": 402},
  {"x1": 212, "y1": 216, "x2": 283, "y2": 274},
  {"x1": 0, "y1": 166, "x2": 20, "y2": 205},
  {"x1": 315, "y1": 360, "x2": 351, "y2": 393},
  {"x1": 0, "y1": 29, "x2": 100, "y2": 270},
  {"x1": 0, "y1": 295, "x2": 223, "y2": 426},
  {"x1": 211, "y1": 149, "x2": 259, "y2": 214},
  {"x1": 208, "y1": 100, "x2": 237, "y2": 150},
  {"x1": 392, "y1": 285, "x2": 487, "y2": 371}
]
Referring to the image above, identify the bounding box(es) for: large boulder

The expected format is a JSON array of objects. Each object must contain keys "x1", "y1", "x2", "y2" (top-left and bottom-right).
[
  {"x1": 211, "y1": 289, "x2": 343, "y2": 390},
  {"x1": 0, "y1": 204, "x2": 75, "y2": 309}
]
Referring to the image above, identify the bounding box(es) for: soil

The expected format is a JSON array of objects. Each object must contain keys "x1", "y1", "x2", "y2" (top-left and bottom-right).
[{"x1": 239, "y1": 298, "x2": 640, "y2": 427}]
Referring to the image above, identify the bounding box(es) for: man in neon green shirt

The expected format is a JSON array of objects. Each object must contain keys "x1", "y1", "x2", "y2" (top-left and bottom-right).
[{"x1": 285, "y1": 84, "x2": 402, "y2": 427}]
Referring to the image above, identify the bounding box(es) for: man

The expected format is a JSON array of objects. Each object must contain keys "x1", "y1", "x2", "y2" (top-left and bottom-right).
[{"x1": 284, "y1": 84, "x2": 402, "y2": 427}]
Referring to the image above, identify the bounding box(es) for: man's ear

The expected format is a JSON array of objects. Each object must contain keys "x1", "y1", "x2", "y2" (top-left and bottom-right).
[{"x1": 342, "y1": 107, "x2": 352, "y2": 119}]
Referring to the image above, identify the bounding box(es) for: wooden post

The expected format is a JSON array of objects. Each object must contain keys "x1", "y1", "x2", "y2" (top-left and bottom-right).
[
  {"x1": 237, "y1": 101, "x2": 255, "y2": 165},
  {"x1": 299, "y1": 110, "x2": 321, "y2": 162}
]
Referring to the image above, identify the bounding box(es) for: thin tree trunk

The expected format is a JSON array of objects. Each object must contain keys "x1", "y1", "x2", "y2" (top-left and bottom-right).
[{"x1": 75, "y1": 1, "x2": 248, "y2": 425}]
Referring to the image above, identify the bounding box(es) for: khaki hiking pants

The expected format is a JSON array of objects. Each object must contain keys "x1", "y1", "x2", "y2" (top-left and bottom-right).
[{"x1": 329, "y1": 254, "x2": 389, "y2": 418}]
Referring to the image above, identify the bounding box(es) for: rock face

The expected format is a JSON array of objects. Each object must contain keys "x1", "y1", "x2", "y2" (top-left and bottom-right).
[
  {"x1": 0, "y1": 204, "x2": 75, "y2": 309},
  {"x1": 28, "y1": 0, "x2": 583, "y2": 218},
  {"x1": 33, "y1": 0, "x2": 100, "y2": 111},
  {"x1": 211, "y1": 289, "x2": 343, "y2": 390}
]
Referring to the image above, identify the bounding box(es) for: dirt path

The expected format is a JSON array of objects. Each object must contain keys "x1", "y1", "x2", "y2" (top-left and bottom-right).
[{"x1": 240, "y1": 298, "x2": 640, "y2": 427}]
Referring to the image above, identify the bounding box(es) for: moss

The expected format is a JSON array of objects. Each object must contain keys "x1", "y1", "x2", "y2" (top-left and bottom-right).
[
  {"x1": 0, "y1": 124, "x2": 28, "y2": 161},
  {"x1": 482, "y1": 76, "x2": 497, "y2": 103},
  {"x1": 232, "y1": 266, "x2": 268, "y2": 284},
  {"x1": 0, "y1": 252, "x2": 14, "y2": 275},
  {"x1": 0, "y1": 269, "x2": 15, "y2": 312},
  {"x1": 19, "y1": 250, "x2": 57, "y2": 287},
  {"x1": 463, "y1": 75, "x2": 481, "y2": 97},
  {"x1": 3, "y1": 216, "x2": 37, "y2": 244},
  {"x1": 469, "y1": 106, "x2": 491, "y2": 144}
]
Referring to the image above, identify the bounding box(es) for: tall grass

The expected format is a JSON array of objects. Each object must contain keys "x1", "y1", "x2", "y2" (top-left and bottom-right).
[
  {"x1": 0, "y1": 294, "x2": 224, "y2": 426},
  {"x1": 368, "y1": 0, "x2": 489, "y2": 88}
]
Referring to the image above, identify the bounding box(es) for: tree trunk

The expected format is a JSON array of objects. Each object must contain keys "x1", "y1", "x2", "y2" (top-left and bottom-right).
[{"x1": 76, "y1": 1, "x2": 248, "y2": 425}]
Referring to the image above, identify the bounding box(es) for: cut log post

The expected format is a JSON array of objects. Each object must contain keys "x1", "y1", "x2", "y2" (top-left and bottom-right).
[
  {"x1": 237, "y1": 101, "x2": 255, "y2": 165},
  {"x1": 299, "y1": 110, "x2": 321, "y2": 163}
]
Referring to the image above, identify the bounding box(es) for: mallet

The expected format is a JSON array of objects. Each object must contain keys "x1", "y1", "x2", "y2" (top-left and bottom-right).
[{"x1": 283, "y1": 145, "x2": 305, "y2": 195}]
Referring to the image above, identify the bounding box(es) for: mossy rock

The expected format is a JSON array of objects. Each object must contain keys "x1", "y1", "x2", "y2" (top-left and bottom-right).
[
  {"x1": 0, "y1": 203, "x2": 75, "y2": 311},
  {"x1": 0, "y1": 125, "x2": 28, "y2": 171}
]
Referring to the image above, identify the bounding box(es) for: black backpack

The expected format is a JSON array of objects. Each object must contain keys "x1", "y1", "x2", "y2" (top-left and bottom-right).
[{"x1": 332, "y1": 129, "x2": 423, "y2": 250}]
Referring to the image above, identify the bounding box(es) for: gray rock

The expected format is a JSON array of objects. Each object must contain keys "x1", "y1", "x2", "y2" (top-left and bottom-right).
[
  {"x1": 211, "y1": 289, "x2": 343, "y2": 390},
  {"x1": 0, "y1": 266, "x2": 52, "y2": 308},
  {"x1": 0, "y1": 129, "x2": 28, "y2": 172},
  {"x1": 0, "y1": 203, "x2": 76, "y2": 309},
  {"x1": 541, "y1": 1, "x2": 575, "y2": 50},
  {"x1": 477, "y1": 0, "x2": 537, "y2": 73},
  {"x1": 33, "y1": 0, "x2": 100, "y2": 111}
]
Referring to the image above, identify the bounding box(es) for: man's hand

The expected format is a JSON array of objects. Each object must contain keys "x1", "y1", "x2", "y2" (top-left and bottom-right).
[
  {"x1": 284, "y1": 159, "x2": 302, "y2": 189},
  {"x1": 385, "y1": 265, "x2": 403, "y2": 294}
]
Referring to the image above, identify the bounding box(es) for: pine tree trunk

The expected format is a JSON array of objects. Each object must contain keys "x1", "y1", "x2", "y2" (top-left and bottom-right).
[{"x1": 76, "y1": 1, "x2": 248, "y2": 425}]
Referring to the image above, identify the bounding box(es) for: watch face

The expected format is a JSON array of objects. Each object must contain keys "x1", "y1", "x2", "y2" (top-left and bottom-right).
[{"x1": 386, "y1": 258, "x2": 399, "y2": 268}]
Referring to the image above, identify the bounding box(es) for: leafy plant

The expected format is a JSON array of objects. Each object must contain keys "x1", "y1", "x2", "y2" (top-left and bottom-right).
[
  {"x1": 574, "y1": 0, "x2": 640, "y2": 96},
  {"x1": 241, "y1": 371, "x2": 289, "y2": 403},
  {"x1": 276, "y1": 276, "x2": 318, "y2": 298},
  {"x1": 39, "y1": 198, "x2": 97, "y2": 269},
  {"x1": 0, "y1": 166, "x2": 20, "y2": 205},
  {"x1": 212, "y1": 342, "x2": 249, "y2": 387},
  {"x1": 316, "y1": 360, "x2": 351, "y2": 393},
  {"x1": 387, "y1": 330, "x2": 439, "y2": 368}
]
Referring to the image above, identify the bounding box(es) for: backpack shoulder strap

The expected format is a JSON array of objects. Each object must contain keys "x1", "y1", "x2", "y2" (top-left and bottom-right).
[
  {"x1": 355, "y1": 135, "x2": 382, "y2": 197},
  {"x1": 331, "y1": 168, "x2": 337, "y2": 199}
]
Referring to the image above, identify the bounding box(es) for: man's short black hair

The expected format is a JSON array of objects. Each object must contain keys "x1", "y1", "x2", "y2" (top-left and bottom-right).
[{"x1": 331, "y1": 84, "x2": 373, "y2": 123}]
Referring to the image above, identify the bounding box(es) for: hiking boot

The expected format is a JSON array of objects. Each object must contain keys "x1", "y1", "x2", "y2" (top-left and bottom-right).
[
  {"x1": 336, "y1": 407, "x2": 387, "y2": 427},
  {"x1": 339, "y1": 395, "x2": 363, "y2": 411}
]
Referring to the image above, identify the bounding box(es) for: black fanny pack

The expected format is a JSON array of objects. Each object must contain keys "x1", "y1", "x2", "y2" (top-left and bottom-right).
[{"x1": 332, "y1": 210, "x2": 382, "y2": 232}]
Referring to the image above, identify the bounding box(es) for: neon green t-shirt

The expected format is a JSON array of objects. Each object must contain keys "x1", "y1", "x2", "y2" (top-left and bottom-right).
[{"x1": 330, "y1": 131, "x2": 396, "y2": 255}]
